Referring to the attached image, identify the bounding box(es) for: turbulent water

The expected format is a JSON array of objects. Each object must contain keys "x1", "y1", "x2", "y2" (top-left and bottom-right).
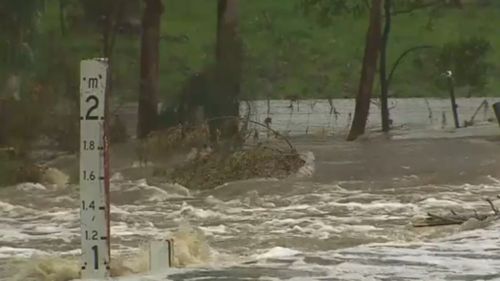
[
  {"x1": 2, "y1": 172, "x2": 500, "y2": 280},
  {"x1": 1, "y1": 97, "x2": 500, "y2": 280}
]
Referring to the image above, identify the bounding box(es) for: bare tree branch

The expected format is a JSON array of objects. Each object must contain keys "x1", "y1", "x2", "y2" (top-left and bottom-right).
[
  {"x1": 387, "y1": 45, "x2": 436, "y2": 88},
  {"x1": 485, "y1": 198, "x2": 499, "y2": 215}
]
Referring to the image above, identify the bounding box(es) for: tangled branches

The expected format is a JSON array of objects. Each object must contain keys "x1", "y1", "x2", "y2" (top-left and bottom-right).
[
  {"x1": 413, "y1": 196, "x2": 500, "y2": 227},
  {"x1": 134, "y1": 117, "x2": 304, "y2": 189}
]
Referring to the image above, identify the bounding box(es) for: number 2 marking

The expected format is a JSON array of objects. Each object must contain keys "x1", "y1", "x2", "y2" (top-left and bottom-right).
[{"x1": 85, "y1": 96, "x2": 99, "y2": 120}]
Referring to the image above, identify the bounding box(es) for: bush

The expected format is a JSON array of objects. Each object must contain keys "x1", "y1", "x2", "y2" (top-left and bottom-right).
[
  {"x1": 169, "y1": 146, "x2": 305, "y2": 190},
  {"x1": 435, "y1": 36, "x2": 493, "y2": 95}
]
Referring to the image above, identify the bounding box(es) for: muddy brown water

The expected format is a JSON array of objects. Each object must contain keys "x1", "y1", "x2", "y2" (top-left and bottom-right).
[{"x1": 1, "y1": 98, "x2": 500, "y2": 280}]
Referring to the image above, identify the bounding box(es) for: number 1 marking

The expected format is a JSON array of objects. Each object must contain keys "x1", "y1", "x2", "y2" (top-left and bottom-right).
[{"x1": 91, "y1": 245, "x2": 99, "y2": 270}]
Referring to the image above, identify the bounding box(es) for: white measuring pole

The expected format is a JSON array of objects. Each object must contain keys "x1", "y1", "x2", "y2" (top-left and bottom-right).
[{"x1": 79, "y1": 59, "x2": 111, "y2": 279}]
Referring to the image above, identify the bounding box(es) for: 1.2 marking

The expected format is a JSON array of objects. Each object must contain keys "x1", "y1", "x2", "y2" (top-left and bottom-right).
[{"x1": 85, "y1": 230, "x2": 98, "y2": 240}]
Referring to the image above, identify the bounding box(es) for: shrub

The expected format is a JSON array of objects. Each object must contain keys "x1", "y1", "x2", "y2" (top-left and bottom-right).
[{"x1": 435, "y1": 36, "x2": 493, "y2": 95}]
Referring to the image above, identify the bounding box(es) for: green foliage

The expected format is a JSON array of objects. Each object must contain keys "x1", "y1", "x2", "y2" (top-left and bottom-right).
[
  {"x1": 0, "y1": 0, "x2": 42, "y2": 35},
  {"x1": 298, "y1": 0, "x2": 455, "y2": 24},
  {"x1": 436, "y1": 36, "x2": 493, "y2": 93},
  {"x1": 77, "y1": 0, "x2": 141, "y2": 28},
  {"x1": 0, "y1": 0, "x2": 43, "y2": 70},
  {"x1": 32, "y1": 34, "x2": 80, "y2": 151},
  {"x1": 0, "y1": 31, "x2": 81, "y2": 153},
  {"x1": 0, "y1": 0, "x2": 500, "y2": 133},
  {"x1": 299, "y1": 0, "x2": 369, "y2": 23}
]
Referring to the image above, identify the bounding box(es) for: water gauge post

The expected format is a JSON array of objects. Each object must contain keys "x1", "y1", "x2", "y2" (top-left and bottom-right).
[{"x1": 79, "y1": 59, "x2": 111, "y2": 279}]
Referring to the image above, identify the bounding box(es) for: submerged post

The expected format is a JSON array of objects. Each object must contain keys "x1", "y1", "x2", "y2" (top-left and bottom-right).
[
  {"x1": 79, "y1": 59, "x2": 111, "y2": 279},
  {"x1": 445, "y1": 71, "x2": 460, "y2": 129},
  {"x1": 149, "y1": 239, "x2": 174, "y2": 273},
  {"x1": 493, "y1": 102, "x2": 500, "y2": 127}
]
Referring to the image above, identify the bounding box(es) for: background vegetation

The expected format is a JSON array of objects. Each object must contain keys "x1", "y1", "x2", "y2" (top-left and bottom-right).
[
  {"x1": 2, "y1": 0, "x2": 499, "y2": 104},
  {"x1": 1, "y1": 0, "x2": 500, "y2": 184}
]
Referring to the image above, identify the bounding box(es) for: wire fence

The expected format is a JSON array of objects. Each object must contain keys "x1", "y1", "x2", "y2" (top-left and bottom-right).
[
  {"x1": 241, "y1": 97, "x2": 500, "y2": 137},
  {"x1": 116, "y1": 97, "x2": 500, "y2": 139}
]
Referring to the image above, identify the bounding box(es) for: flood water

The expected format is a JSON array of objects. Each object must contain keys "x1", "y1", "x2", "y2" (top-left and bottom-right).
[{"x1": 1, "y1": 98, "x2": 500, "y2": 280}]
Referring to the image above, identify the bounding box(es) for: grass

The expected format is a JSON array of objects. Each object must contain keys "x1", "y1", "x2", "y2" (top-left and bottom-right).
[{"x1": 7, "y1": 1, "x2": 500, "y2": 103}]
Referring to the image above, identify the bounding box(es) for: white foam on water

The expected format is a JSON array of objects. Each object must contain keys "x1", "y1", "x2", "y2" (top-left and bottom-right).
[
  {"x1": 254, "y1": 247, "x2": 301, "y2": 260},
  {"x1": 41, "y1": 167, "x2": 70, "y2": 190},
  {"x1": 112, "y1": 204, "x2": 132, "y2": 215},
  {"x1": 418, "y1": 197, "x2": 466, "y2": 208},
  {"x1": 53, "y1": 195, "x2": 75, "y2": 204},
  {"x1": 6, "y1": 223, "x2": 217, "y2": 280},
  {"x1": 2, "y1": 174, "x2": 500, "y2": 280},
  {"x1": 111, "y1": 172, "x2": 125, "y2": 181},
  {"x1": 178, "y1": 202, "x2": 226, "y2": 220},
  {"x1": 15, "y1": 182, "x2": 47, "y2": 192},
  {"x1": 295, "y1": 151, "x2": 315, "y2": 178},
  {"x1": 112, "y1": 223, "x2": 159, "y2": 241},
  {"x1": 327, "y1": 201, "x2": 418, "y2": 213},
  {"x1": 198, "y1": 225, "x2": 228, "y2": 236},
  {"x1": 0, "y1": 200, "x2": 35, "y2": 214},
  {"x1": 0, "y1": 247, "x2": 50, "y2": 259}
]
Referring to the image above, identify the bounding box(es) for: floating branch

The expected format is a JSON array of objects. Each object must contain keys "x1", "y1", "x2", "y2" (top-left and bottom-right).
[{"x1": 413, "y1": 197, "x2": 500, "y2": 227}]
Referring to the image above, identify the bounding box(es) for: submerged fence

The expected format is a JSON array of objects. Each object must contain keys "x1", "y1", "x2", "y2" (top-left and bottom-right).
[
  {"x1": 116, "y1": 97, "x2": 500, "y2": 138},
  {"x1": 240, "y1": 97, "x2": 500, "y2": 137}
]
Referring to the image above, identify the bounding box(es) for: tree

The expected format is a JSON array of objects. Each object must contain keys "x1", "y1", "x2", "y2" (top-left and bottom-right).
[
  {"x1": 379, "y1": 0, "x2": 391, "y2": 132},
  {"x1": 346, "y1": 0, "x2": 382, "y2": 140},
  {"x1": 137, "y1": 0, "x2": 163, "y2": 138},
  {"x1": 77, "y1": 0, "x2": 141, "y2": 62},
  {"x1": 208, "y1": 0, "x2": 243, "y2": 146},
  {"x1": 436, "y1": 36, "x2": 492, "y2": 96},
  {"x1": 379, "y1": 0, "x2": 463, "y2": 133},
  {"x1": 0, "y1": 0, "x2": 42, "y2": 70},
  {"x1": 301, "y1": 0, "x2": 463, "y2": 138},
  {"x1": 59, "y1": 0, "x2": 68, "y2": 36}
]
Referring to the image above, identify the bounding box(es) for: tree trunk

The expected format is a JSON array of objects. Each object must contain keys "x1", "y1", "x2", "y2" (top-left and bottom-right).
[
  {"x1": 209, "y1": 0, "x2": 243, "y2": 146},
  {"x1": 137, "y1": 0, "x2": 163, "y2": 139},
  {"x1": 380, "y1": 0, "x2": 391, "y2": 133},
  {"x1": 59, "y1": 0, "x2": 67, "y2": 36},
  {"x1": 347, "y1": 0, "x2": 382, "y2": 141}
]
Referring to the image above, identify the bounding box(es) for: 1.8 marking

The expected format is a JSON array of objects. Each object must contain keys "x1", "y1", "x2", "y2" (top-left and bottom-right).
[{"x1": 83, "y1": 140, "x2": 96, "y2": 151}]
